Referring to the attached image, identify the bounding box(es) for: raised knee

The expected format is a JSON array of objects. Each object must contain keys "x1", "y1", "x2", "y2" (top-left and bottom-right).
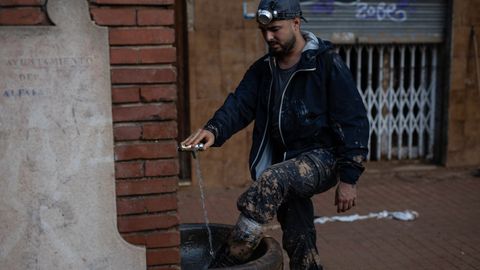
[
  {"x1": 257, "y1": 168, "x2": 285, "y2": 191},
  {"x1": 258, "y1": 167, "x2": 275, "y2": 180}
]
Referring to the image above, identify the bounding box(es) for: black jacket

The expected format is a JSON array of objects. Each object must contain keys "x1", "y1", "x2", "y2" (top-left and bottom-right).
[{"x1": 205, "y1": 34, "x2": 369, "y2": 184}]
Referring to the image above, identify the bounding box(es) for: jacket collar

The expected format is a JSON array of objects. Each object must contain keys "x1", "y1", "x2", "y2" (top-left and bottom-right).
[{"x1": 267, "y1": 31, "x2": 333, "y2": 70}]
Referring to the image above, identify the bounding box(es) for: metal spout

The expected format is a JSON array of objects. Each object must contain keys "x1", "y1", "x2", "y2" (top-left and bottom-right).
[{"x1": 178, "y1": 143, "x2": 205, "y2": 152}]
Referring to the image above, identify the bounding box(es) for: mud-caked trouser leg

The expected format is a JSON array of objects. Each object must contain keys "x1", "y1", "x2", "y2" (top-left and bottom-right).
[
  {"x1": 278, "y1": 197, "x2": 320, "y2": 270},
  {"x1": 237, "y1": 148, "x2": 337, "y2": 270},
  {"x1": 208, "y1": 214, "x2": 264, "y2": 268}
]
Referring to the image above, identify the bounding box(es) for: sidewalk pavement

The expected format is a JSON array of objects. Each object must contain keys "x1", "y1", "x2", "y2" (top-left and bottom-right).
[{"x1": 178, "y1": 163, "x2": 480, "y2": 270}]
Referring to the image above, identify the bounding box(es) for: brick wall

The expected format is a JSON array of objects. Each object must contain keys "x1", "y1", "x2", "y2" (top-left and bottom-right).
[
  {"x1": 0, "y1": 0, "x2": 50, "y2": 25},
  {"x1": 0, "y1": 0, "x2": 180, "y2": 269},
  {"x1": 447, "y1": 0, "x2": 480, "y2": 167}
]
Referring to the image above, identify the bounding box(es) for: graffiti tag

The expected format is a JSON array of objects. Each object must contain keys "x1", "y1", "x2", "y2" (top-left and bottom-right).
[
  {"x1": 300, "y1": 0, "x2": 411, "y2": 22},
  {"x1": 356, "y1": 2, "x2": 407, "y2": 22}
]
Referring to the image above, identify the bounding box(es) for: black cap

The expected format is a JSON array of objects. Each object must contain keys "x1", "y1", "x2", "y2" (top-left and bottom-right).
[{"x1": 257, "y1": 0, "x2": 306, "y2": 22}]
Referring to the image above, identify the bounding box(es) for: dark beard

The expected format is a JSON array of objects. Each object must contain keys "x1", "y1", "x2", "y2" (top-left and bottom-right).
[{"x1": 268, "y1": 35, "x2": 296, "y2": 57}]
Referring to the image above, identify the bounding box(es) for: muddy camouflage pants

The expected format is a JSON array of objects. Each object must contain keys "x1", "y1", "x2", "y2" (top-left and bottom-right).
[{"x1": 237, "y1": 148, "x2": 337, "y2": 270}]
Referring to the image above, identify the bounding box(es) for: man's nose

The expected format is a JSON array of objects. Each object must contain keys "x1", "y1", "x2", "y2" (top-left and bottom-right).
[{"x1": 265, "y1": 31, "x2": 274, "y2": 42}]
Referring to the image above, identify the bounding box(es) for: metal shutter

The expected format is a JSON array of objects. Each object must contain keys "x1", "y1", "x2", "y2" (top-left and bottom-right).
[{"x1": 300, "y1": 0, "x2": 447, "y2": 44}]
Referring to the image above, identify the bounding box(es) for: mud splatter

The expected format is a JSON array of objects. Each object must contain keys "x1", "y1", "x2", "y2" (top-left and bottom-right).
[
  {"x1": 297, "y1": 160, "x2": 311, "y2": 177},
  {"x1": 353, "y1": 155, "x2": 365, "y2": 163},
  {"x1": 236, "y1": 148, "x2": 337, "y2": 269}
]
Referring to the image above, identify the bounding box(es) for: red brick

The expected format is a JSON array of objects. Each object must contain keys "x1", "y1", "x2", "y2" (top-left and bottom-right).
[
  {"x1": 110, "y1": 47, "x2": 176, "y2": 65},
  {"x1": 112, "y1": 103, "x2": 177, "y2": 122},
  {"x1": 114, "y1": 141, "x2": 177, "y2": 160},
  {"x1": 111, "y1": 67, "x2": 176, "y2": 84},
  {"x1": 116, "y1": 177, "x2": 178, "y2": 196},
  {"x1": 0, "y1": 0, "x2": 44, "y2": 6},
  {"x1": 145, "y1": 159, "x2": 179, "y2": 177},
  {"x1": 143, "y1": 121, "x2": 177, "y2": 140},
  {"x1": 90, "y1": 7, "x2": 136, "y2": 26},
  {"x1": 117, "y1": 214, "x2": 178, "y2": 232},
  {"x1": 114, "y1": 125, "x2": 142, "y2": 141},
  {"x1": 110, "y1": 47, "x2": 137, "y2": 64},
  {"x1": 112, "y1": 87, "x2": 140, "y2": 103},
  {"x1": 122, "y1": 231, "x2": 180, "y2": 248},
  {"x1": 109, "y1": 27, "x2": 175, "y2": 45},
  {"x1": 140, "y1": 85, "x2": 177, "y2": 102},
  {"x1": 91, "y1": 0, "x2": 174, "y2": 5},
  {"x1": 0, "y1": 7, "x2": 47, "y2": 25},
  {"x1": 147, "y1": 266, "x2": 179, "y2": 270},
  {"x1": 146, "y1": 248, "x2": 180, "y2": 266},
  {"x1": 137, "y1": 9, "x2": 174, "y2": 26},
  {"x1": 116, "y1": 194, "x2": 177, "y2": 215},
  {"x1": 147, "y1": 231, "x2": 180, "y2": 248},
  {"x1": 115, "y1": 161, "x2": 144, "y2": 178},
  {"x1": 138, "y1": 47, "x2": 176, "y2": 64}
]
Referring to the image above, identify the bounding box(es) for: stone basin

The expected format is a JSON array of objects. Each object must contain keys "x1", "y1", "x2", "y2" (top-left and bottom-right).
[{"x1": 180, "y1": 223, "x2": 283, "y2": 270}]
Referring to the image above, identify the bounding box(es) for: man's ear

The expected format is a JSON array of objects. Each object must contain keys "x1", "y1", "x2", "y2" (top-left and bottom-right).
[{"x1": 292, "y1": 17, "x2": 301, "y2": 31}]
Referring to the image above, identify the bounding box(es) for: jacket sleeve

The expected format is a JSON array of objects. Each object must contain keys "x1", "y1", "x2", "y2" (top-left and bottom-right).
[
  {"x1": 203, "y1": 62, "x2": 261, "y2": 147},
  {"x1": 327, "y1": 52, "x2": 370, "y2": 184}
]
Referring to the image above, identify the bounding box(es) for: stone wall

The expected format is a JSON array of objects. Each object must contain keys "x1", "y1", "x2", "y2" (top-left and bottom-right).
[
  {"x1": 447, "y1": 0, "x2": 480, "y2": 166},
  {"x1": 187, "y1": 0, "x2": 265, "y2": 187},
  {"x1": 0, "y1": 0, "x2": 180, "y2": 269}
]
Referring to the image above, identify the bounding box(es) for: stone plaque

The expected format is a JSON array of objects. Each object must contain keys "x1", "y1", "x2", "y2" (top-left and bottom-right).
[{"x1": 0, "y1": 1, "x2": 146, "y2": 269}]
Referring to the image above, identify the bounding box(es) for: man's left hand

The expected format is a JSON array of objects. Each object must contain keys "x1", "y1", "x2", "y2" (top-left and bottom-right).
[{"x1": 334, "y1": 182, "x2": 357, "y2": 213}]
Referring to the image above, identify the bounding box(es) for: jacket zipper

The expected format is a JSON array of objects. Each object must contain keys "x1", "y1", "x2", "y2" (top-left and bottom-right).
[
  {"x1": 250, "y1": 59, "x2": 274, "y2": 171},
  {"x1": 278, "y1": 67, "x2": 316, "y2": 160}
]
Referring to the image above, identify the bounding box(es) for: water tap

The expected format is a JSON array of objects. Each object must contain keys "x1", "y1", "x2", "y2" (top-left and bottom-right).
[{"x1": 178, "y1": 143, "x2": 205, "y2": 158}]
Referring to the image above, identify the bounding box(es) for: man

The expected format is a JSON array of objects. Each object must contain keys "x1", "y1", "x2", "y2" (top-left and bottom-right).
[{"x1": 182, "y1": 0, "x2": 369, "y2": 268}]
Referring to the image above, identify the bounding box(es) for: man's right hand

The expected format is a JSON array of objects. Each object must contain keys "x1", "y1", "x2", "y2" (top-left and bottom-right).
[
  {"x1": 181, "y1": 129, "x2": 215, "y2": 150},
  {"x1": 334, "y1": 182, "x2": 357, "y2": 213}
]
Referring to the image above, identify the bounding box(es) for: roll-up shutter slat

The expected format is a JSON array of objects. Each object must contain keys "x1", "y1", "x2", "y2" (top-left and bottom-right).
[{"x1": 300, "y1": 0, "x2": 447, "y2": 44}]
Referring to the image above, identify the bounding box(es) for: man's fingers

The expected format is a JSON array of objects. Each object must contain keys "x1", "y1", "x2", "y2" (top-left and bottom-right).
[
  {"x1": 184, "y1": 129, "x2": 199, "y2": 141},
  {"x1": 189, "y1": 129, "x2": 203, "y2": 144},
  {"x1": 203, "y1": 137, "x2": 214, "y2": 149},
  {"x1": 337, "y1": 200, "x2": 345, "y2": 213},
  {"x1": 336, "y1": 198, "x2": 351, "y2": 212},
  {"x1": 182, "y1": 129, "x2": 204, "y2": 146},
  {"x1": 336, "y1": 198, "x2": 357, "y2": 213},
  {"x1": 335, "y1": 182, "x2": 357, "y2": 212},
  {"x1": 181, "y1": 135, "x2": 194, "y2": 146},
  {"x1": 201, "y1": 130, "x2": 215, "y2": 149},
  {"x1": 182, "y1": 129, "x2": 215, "y2": 151}
]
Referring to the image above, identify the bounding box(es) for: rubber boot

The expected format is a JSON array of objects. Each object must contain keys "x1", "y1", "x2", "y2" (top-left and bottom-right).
[{"x1": 209, "y1": 214, "x2": 264, "y2": 268}]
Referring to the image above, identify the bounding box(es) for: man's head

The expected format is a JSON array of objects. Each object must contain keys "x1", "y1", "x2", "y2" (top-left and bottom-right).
[
  {"x1": 256, "y1": 0, "x2": 304, "y2": 57},
  {"x1": 256, "y1": 0, "x2": 303, "y2": 25}
]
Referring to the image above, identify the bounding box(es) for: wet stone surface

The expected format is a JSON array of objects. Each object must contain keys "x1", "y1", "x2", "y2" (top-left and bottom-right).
[{"x1": 179, "y1": 166, "x2": 480, "y2": 270}]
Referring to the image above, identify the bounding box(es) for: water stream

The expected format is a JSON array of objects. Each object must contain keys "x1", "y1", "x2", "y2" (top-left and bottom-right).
[{"x1": 192, "y1": 152, "x2": 215, "y2": 258}]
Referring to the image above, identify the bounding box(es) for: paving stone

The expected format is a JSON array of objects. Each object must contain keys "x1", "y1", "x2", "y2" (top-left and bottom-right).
[{"x1": 178, "y1": 166, "x2": 480, "y2": 269}]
